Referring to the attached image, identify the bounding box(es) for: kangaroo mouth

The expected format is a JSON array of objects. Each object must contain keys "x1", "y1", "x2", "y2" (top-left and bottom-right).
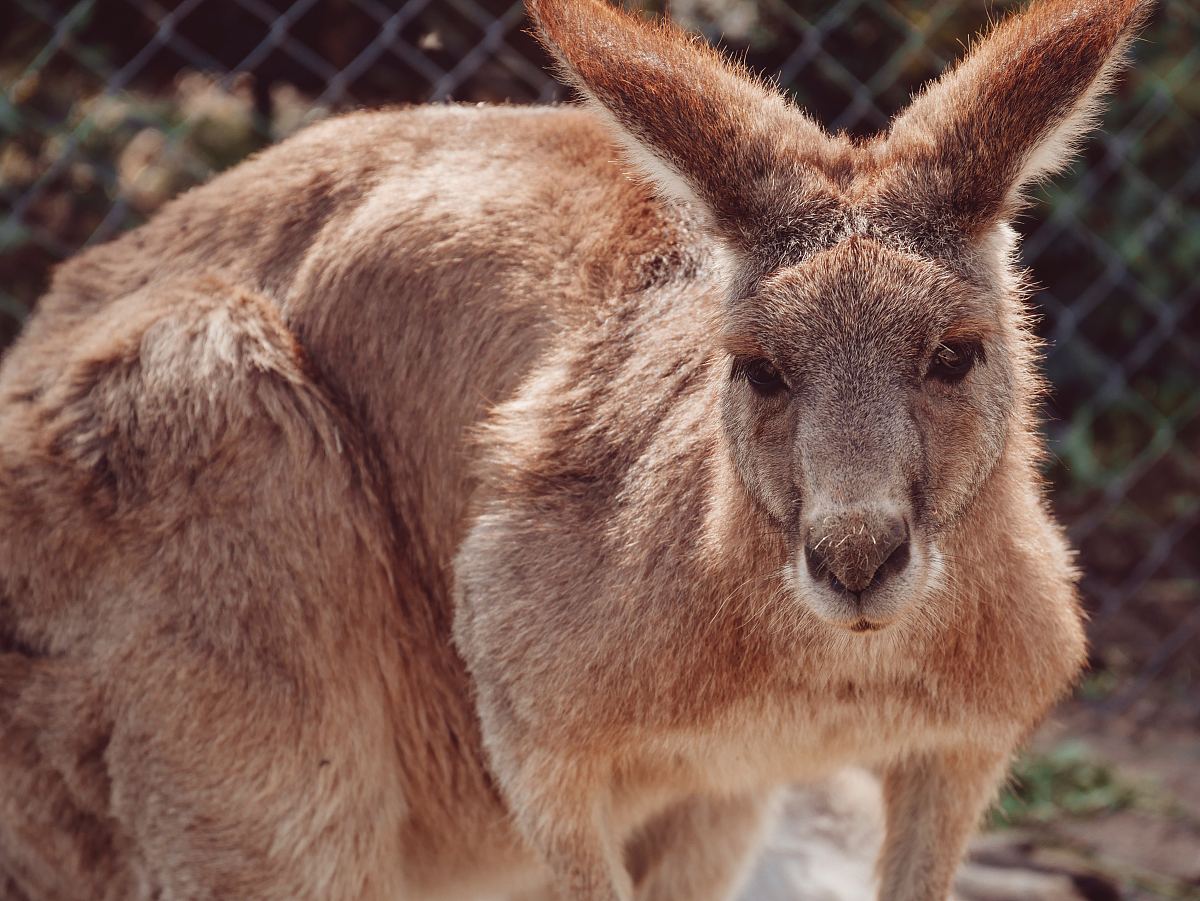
[{"x1": 849, "y1": 618, "x2": 884, "y2": 633}]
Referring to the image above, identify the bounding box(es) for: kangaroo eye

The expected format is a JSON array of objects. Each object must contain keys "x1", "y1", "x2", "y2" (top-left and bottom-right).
[
  {"x1": 927, "y1": 341, "x2": 980, "y2": 383},
  {"x1": 736, "y1": 357, "x2": 788, "y2": 396}
]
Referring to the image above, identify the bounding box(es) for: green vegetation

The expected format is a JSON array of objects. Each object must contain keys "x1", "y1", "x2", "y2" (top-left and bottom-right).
[{"x1": 991, "y1": 742, "x2": 1144, "y2": 827}]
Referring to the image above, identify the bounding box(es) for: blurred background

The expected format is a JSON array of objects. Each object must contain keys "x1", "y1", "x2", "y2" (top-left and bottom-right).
[{"x1": 1, "y1": 0, "x2": 1196, "y2": 897}]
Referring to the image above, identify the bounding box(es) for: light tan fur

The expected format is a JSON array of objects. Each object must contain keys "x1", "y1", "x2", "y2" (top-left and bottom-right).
[{"x1": 0, "y1": 0, "x2": 1150, "y2": 899}]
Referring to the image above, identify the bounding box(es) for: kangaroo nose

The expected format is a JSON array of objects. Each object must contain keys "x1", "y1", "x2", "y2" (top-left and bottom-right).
[{"x1": 804, "y1": 514, "x2": 910, "y2": 596}]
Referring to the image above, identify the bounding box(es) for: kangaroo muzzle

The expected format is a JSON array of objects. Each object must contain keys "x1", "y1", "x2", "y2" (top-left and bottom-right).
[{"x1": 803, "y1": 511, "x2": 911, "y2": 597}]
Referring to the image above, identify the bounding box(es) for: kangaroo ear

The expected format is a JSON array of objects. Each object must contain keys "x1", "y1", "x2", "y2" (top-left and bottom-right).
[
  {"x1": 528, "y1": 0, "x2": 835, "y2": 264},
  {"x1": 884, "y1": 0, "x2": 1152, "y2": 237}
]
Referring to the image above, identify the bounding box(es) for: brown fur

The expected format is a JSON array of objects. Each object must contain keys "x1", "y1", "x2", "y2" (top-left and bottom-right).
[{"x1": 0, "y1": 0, "x2": 1149, "y2": 898}]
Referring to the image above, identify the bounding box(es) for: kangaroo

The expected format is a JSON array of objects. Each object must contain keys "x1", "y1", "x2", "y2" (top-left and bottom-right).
[{"x1": 0, "y1": 0, "x2": 1149, "y2": 898}]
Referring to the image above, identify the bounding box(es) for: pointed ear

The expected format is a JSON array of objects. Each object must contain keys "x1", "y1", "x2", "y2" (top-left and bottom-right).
[
  {"x1": 528, "y1": 0, "x2": 835, "y2": 262},
  {"x1": 884, "y1": 0, "x2": 1152, "y2": 237}
]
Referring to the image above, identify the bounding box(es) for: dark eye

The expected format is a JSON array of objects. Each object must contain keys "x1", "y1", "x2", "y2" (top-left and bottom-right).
[
  {"x1": 735, "y1": 357, "x2": 788, "y2": 396},
  {"x1": 927, "y1": 341, "x2": 981, "y2": 383}
]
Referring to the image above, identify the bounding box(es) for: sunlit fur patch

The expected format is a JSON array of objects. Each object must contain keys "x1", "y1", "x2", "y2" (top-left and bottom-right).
[{"x1": 924, "y1": 544, "x2": 948, "y2": 596}]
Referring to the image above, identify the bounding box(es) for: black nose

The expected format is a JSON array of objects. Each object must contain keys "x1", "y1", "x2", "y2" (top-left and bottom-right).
[{"x1": 804, "y1": 514, "x2": 911, "y2": 597}]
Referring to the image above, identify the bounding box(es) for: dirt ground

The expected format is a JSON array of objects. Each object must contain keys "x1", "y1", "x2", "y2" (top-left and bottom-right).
[{"x1": 1012, "y1": 703, "x2": 1200, "y2": 899}]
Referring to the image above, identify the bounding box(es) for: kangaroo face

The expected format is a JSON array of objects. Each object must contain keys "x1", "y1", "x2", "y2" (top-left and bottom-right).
[
  {"x1": 720, "y1": 237, "x2": 1017, "y2": 629},
  {"x1": 531, "y1": 0, "x2": 1147, "y2": 631}
]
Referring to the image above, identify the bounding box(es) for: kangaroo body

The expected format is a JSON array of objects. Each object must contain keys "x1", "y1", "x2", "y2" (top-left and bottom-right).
[
  {"x1": 0, "y1": 0, "x2": 1148, "y2": 898},
  {"x1": 0, "y1": 106, "x2": 631, "y2": 901}
]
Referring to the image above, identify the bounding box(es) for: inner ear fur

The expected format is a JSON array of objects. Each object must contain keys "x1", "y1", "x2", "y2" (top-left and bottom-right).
[
  {"x1": 527, "y1": 0, "x2": 838, "y2": 264},
  {"x1": 882, "y1": 0, "x2": 1153, "y2": 237}
]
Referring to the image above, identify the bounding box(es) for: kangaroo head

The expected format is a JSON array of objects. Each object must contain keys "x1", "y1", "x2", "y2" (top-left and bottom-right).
[{"x1": 530, "y1": 0, "x2": 1149, "y2": 631}]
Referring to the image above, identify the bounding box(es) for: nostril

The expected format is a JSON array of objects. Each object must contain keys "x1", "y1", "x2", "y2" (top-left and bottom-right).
[
  {"x1": 804, "y1": 539, "x2": 853, "y2": 596},
  {"x1": 869, "y1": 534, "x2": 911, "y2": 591},
  {"x1": 803, "y1": 540, "x2": 834, "y2": 586}
]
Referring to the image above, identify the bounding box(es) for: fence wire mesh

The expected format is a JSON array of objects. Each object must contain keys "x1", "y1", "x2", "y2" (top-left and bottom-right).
[{"x1": 1, "y1": 0, "x2": 1197, "y2": 714}]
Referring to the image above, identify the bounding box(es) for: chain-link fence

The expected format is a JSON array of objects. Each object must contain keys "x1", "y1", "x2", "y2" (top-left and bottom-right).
[{"x1": 1, "y1": 0, "x2": 1197, "y2": 715}]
